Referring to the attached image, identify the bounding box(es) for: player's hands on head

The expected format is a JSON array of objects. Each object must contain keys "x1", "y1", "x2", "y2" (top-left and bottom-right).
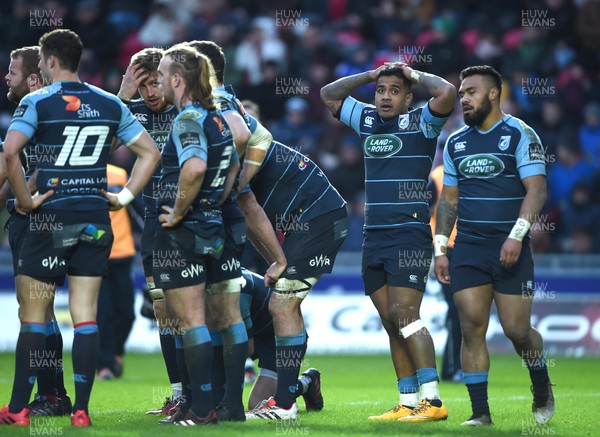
[
  {"x1": 118, "y1": 64, "x2": 149, "y2": 101},
  {"x1": 102, "y1": 189, "x2": 124, "y2": 211},
  {"x1": 500, "y1": 238, "x2": 522, "y2": 268},
  {"x1": 265, "y1": 261, "x2": 286, "y2": 288},
  {"x1": 159, "y1": 205, "x2": 185, "y2": 228},
  {"x1": 434, "y1": 254, "x2": 451, "y2": 285}
]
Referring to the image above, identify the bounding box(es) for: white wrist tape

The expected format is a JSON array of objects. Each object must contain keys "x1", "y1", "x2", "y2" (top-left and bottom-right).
[
  {"x1": 410, "y1": 70, "x2": 423, "y2": 82},
  {"x1": 508, "y1": 218, "x2": 531, "y2": 241},
  {"x1": 434, "y1": 235, "x2": 449, "y2": 257},
  {"x1": 400, "y1": 319, "x2": 426, "y2": 339},
  {"x1": 116, "y1": 187, "x2": 135, "y2": 206}
]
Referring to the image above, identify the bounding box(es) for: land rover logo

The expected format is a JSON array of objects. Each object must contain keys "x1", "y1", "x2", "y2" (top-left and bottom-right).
[
  {"x1": 458, "y1": 154, "x2": 505, "y2": 178},
  {"x1": 364, "y1": 135, "x2": 402, "y2": 157}
]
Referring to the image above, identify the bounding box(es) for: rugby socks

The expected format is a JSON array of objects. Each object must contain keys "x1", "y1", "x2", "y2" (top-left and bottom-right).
[
  {"x1": 174, "y1": 334, "x2": 191, "y2": 412},
  {"x1": 54, "y1": 321, "x2": 67, "y2": 397},
  {"x1": 36, "y1": 321, "x2": 58, "y2": 397},
  {"x1": 464, "y1": 371, "x2": 490, "y2": 416},
  {"x1": 158, "y1": 326, "x2": 181, "y2": 391},
  {"x1": 416, "y1": 367, "x2": 441, "y2": 401},
  {"x1": 183, "y1": 325, "x2": 213, "y2": 417},
  {"x1": 398, "y1": 374, "x2": 419, "y2": 408},
  {"x1": 293, "y1": 332, "x2": 309, "y2": 397},
  {"x1": 221, "y1": 322, "x2": 248, "y2": 411},
  {"x1": 72, "y1": 322, "x2": 99, "y2": 413},
  {"x1": 525, "y1": 350, "x2": 551, "y2": 402},
  {"x1": 274, "y1": 330, "x2": 307, "y2": 409},
  {"x1": 210, "y1": 331, "x2": 225, "y2": 408},
  {"x1": 9, "y1": 322, "x2": 45, "y2": 413}
]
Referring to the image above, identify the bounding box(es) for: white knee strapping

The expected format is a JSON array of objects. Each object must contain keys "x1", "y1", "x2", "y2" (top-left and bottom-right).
[
  {"x1": 149, "y1": 287, "x2": 165, "y2": 300},
  {"x1": 259, "y1": 368, "x2": 278, "y2": 380},
  {"x1": 273, "y1": 277, "x2": 317, "y2": 299},
  {"x1": 206, "y1": 277, "x2": 245, "y2": 295},
  {"x1": 400, "y1": 319, "x2": 426, "y2": 338}
]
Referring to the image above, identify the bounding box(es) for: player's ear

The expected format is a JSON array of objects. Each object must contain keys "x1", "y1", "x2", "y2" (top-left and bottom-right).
[
  {"x1": 405, "y1": 92, "x2": 413, "y2": 107},
  {"x1": 28, "y1": 74, "x2": 42, "y2": 90},
  {"x1": 489, "y1": 87, "x2": 499, "y2": 102}
]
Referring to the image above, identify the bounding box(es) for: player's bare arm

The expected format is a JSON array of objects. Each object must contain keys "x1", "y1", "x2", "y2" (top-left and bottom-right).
[
  {"x1": 500, "y1": 175, "x2": 547, "y2": 268},
  {"x1": 237, "y1": 190, "x2": 287, "y2": 285},
  {"x1": 220, "y1": 160, "x2": 240, "y2": 204},
  {"x1": 160, "y1": 156, "x2": 206, "y2": 228},
  {"x1": 237, "y1": 118, "x2": 272, "y2": 190},
  {"x1": 105, "y1": 130, "x2": 160, "y2": 210},
  {"x1": 392, "y1": 63, "x2": 456, "y2": 115},
  {"x1": 117, "y1": 63, "x2": 149, "y2": 102},
  {"x1": 223, "y1": 111, "x2": 250, "y2": 156},
  {"x1": 320, "y1": 66, "x2": 386, "y2": 115},
  {"x1": 4, "y1": 130, "x2": 53, "y2": 212},
  {"x1": 434, "y1": 185, "x2": 459, "y2": 284}
]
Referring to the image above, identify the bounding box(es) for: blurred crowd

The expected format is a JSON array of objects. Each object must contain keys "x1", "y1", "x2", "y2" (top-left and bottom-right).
[{"x1": 0, "y1": 0, "x2": 599, "y2": 254}]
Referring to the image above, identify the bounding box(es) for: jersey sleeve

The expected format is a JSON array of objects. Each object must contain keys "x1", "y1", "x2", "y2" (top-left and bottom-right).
[
  {"x1": 116, "y1": 100, "x2": 145, "y2": 146},
  {"x1": 442, "y1": 138, "x2": 458, "y2": 186},
  {"x1": 515, "y1": 121, "x2": 546, "y2": 179},
  {"x1": 172, "y1": 118, "x2": 208, "y2": 166},
  {"x1": 8, "y1": 96, "x2": 38, "y2": 140},
  {"x1": 419, "y1": 101, "x2": 450, "y2": 139},
  {"x1": 339, "y1": 97, "x2": 367, "y2": 135},
  {"x1": 245, "y1": 114, "x2": 259, "y2": 134}
]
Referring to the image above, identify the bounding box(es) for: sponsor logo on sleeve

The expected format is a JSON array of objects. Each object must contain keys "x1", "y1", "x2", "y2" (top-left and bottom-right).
[
  {"x1": 179, "y1": 132, "x2": 201, "y2": 148},
  {"x1": 528, "y1": 143, "x2": 544, "y2": 161},
  {"x1": 13, "y1": 104, "x2": 28, "y2": 117}
]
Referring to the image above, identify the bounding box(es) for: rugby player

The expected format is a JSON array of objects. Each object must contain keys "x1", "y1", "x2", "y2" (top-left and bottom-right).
[
  {"x1": 321, "y1": 62, "x2": 456, "y2": 421},
  {"x1": 434, "y1": 65, "x2": 554, "y2": 426},
  {"x1": 116, "y1": 48, "x2": 182, "y2": 415},
  {"x1": 2, "y1": 45, "x2": 72, "y2": 417},
  {"x1": 0, "y1": 29, "x2": 159, "y2": 427},
  {"x1": 152, "y1": 44, "x2": 236, "y2": 426}
]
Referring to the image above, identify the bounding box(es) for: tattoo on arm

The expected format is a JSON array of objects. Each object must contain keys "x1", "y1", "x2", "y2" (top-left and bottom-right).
[
  {"x1": 321, "y1": 71, "x2": 374, "y2": 114},
  {"x1": 435, "y1": 197, "x2": 457, "y2": 237}
]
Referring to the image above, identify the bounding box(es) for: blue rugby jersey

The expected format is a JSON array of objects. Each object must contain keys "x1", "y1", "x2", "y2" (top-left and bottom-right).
[
  {"x1": 8, "y1": 81, "x2": 144, "y2": 211},
  {"x1": 443, "y1": 115, "x2": 546, "y2": 240},
  {"x1": 249, "y1": 141, "x2": 346, "y2": 227},
  {"x1": 158, "y1": 103, "x2": 236, "y2": 237},
  {"x1": 339, "y1": 97, "x2": 449, "y2": 230},
  {"x1": 128, "y1": 98, "x2": 178, "y2": 218}
]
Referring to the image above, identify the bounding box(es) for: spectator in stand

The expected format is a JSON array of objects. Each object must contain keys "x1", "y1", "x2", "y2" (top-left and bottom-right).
[
  {"x1": 579, "y1": 102, "x2": 600, "y2": 168},
  {"x1": 559, "y1": 183, "x2": 600, "y2": 252},
  {"x1": 547, "y1": 140, "x2": 596, "y2": 207},
  {"x1": 340, "y1": 191, "x2": 365, "y2": 252},
  {"x1": 533, "y1": 100, "x2": 574, "y2": 159},
  {"x1": 269, "y1": 97, "x2": 323, "y2": 159},
  {"x1": 328, "y1": 134, "x2": 364, "y2": 202}
]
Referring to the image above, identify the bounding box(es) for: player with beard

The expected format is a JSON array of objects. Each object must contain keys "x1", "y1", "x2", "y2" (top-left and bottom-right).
[
  {"x1": 434, "y1": 65, "x2": 554, "y2": 426},
  {"x1": 1, "y1": 46, "x2": 72, "y2": 418},
  {"x1": 321, "y1": 62, "x2": 455, "y2": 422},
  {"x1": 116, "y1": 48, "x2": 182, "y2": 414}
]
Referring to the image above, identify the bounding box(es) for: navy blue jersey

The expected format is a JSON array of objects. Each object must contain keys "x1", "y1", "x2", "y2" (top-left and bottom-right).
[
  {"x1": 8, "y1": 81, "x2": 144, "y2": 211},
  {"x1": 444, "y1": 115, "x2": 546, "y2": 240},
  {"x1": 1, "y1": 138, "x2": 35, "y2": 213},
  {"x1": 340, "y1": 97, "x2": 449, "y2": 230},
  {"x1": 239, "y1": 268, "x2": 273, "y2": 337},
  {"x1": 250, "y1": 141, "x2": 346, "y2": 228},
  {"x1": 158, "y1": 103, "x2": 235, "y2": 237},
  {"x1": 128, "y1": 98, "x2": 178, "y2": 217}
]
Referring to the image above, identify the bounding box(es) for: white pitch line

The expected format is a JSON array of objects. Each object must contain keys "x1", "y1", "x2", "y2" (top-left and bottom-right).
[{"x1": 345, "y1": 392, "x2": 600, "y2": 405}]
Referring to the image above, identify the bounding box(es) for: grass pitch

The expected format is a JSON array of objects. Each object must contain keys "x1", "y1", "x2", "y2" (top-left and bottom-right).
[{"x1": 0, "y1": 352, "x2": 595, "y2": 436}]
